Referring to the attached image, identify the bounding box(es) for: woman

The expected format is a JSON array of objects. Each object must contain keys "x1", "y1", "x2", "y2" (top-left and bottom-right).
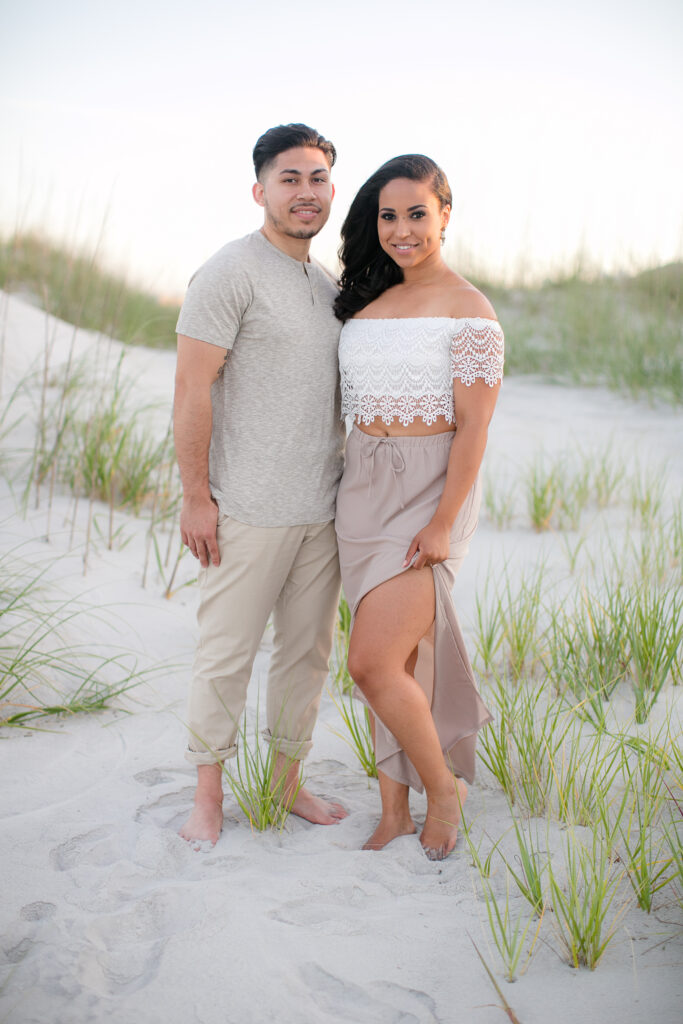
[{"x1": 334, "y1": 155, "x2": 503, "y2": 860}]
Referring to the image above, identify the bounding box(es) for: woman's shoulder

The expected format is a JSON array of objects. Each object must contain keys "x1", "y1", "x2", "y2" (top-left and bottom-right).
[
  {"x1": 443, "y1": 279, "x2": 498, "y2": 323},
  {"x1": 343, "y1": 276, "x2": 499, "y2": 325}
]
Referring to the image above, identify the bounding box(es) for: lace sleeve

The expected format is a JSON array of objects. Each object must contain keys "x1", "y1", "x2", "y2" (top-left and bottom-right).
[{"x1": 450, "y1": 319, "x2": 504, "y2": 388}]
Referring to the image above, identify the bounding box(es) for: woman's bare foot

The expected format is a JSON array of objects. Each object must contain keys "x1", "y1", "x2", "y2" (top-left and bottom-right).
[
  {"x1": 179, "y1": 764, "x2": 224, "y2": 846},
  {"x1": 362, "y1": 814, "x2": 417, "y2": 851},
  {"x1": 420, "y1": 778, "x2": 467, "y2": 861},
  {"x1": 288, "y1": 786, "x2": 348, "y2": 825}
]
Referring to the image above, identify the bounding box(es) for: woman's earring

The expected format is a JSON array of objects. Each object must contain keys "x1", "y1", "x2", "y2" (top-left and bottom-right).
[{"x1": 440, "y1": 228, "x2": 446, "y2": 246}]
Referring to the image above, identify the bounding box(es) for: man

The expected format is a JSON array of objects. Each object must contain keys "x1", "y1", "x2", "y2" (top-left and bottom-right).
[{"x1": 174, "y1": 123, "x2": 347, "y2": 844}]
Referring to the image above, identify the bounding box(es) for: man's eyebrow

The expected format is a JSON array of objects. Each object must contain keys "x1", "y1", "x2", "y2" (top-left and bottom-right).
[{"x1": 278, "y1": 168, "x2": 329, "y2": 175}]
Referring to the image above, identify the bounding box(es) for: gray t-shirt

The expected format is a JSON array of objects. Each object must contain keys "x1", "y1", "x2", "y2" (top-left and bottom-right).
[{"x1": 176, "y1": 230, "x2": 345, "y2": 527}]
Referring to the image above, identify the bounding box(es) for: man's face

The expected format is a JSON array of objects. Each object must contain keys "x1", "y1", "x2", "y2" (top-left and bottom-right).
[{"x1": 253, "y1": 147, "x2": 334, "y2": 240}]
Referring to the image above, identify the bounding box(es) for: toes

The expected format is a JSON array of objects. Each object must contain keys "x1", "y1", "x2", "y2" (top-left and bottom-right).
[{"x1": 422, "y1": 844, "x2": 446, "y2": 861}]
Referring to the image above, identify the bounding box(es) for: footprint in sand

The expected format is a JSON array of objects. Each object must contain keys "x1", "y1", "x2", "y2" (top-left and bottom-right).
[
  {"x1": 20, "y1": 901, "x2": 56, "y2": 921},
  {"x1": 134, "y1": 786, "x2": 198, "y2": 831},
  {"x1": 0, "y1": 931, "x2": 34, "y2": 965},
  {"x1": 49, "y1": 826, "x2": 119, "y2": 871},
  {"x1": 75, "y1": 892, "x2": 167, "y2": 994},
  {"x1": 133, "y1": 768, "x2": 174, "y2": 787},
  {"x1": 0, "y1": 905, "x2": 58, "y2": 967},
  {"x1": 300, "y1": 964, "x2": 438, "y2": 1023},
  {"x1": 271, "y1": 898, "x2": 367, "y2": 935}
]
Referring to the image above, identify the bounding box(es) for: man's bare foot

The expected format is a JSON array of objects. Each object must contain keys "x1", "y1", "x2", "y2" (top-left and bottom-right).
[
  {"x1": 179, "y1": 796, "x2": 223, "y2": 845},
  {"x1": 287, "y1": 786, "x2": 348, "y2": 825},
  {"x1": 274, "y1": 754, "x2": 347, "y2": 825},
  {"x1": 362, "y1": 815, "x2": 417, "y2": 851},
  {"x1": 420, "y1": 778, "x2": 467, "y2": 861},
  {"x1": 179, "y1": 763, "x2": 224, "y2": 846}
]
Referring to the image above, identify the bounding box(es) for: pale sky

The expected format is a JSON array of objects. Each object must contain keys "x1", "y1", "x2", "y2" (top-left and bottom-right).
[{"x1": 1, "y1": 0, "x2": 682, "y2": 297}]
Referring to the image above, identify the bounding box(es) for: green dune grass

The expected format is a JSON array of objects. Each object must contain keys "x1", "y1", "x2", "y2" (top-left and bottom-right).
[{"x1": 0, "y1": 233, "x2": 180, "y2": 350}]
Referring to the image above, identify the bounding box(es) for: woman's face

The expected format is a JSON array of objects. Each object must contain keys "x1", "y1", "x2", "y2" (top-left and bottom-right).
[{"x1": 377, "y1": 177, "x2": 450, "y2": 269}]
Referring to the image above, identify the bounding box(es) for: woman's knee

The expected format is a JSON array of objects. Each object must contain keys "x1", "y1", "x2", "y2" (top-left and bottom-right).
[
  {"x1": 347, "y1": 643, "x2": 392, "y2": 694},
  {"x1": 346, "y1": 638, "x2": 373, "y2": 685}
]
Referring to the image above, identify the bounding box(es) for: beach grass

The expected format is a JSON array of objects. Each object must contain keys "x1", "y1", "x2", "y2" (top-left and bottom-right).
[
  {"x1": 463, "y1": 815, "x2": 541, "y2": 982},
  {"x1": 0, "y1": 233, "x2": 180, "y2": 350},
  {"x1": 475, "y1": 446, "x2": 681, "y2": 730},
  {"x1": 328, "y1": 593, "x2": 377, "y2": 777},
  {"x1": 470, "y1": 432, "x2": 683, "y2": 969},
  {"x1": 328, "y1": 686, "x2": 377, "y2": 778},
  {"x1": 22, "y1": 349, "x2": 177, "y2": 518},
  {"x1": 0, "y1": 548, "x2": 150, "y2": 725},
  {"x1": 547, "y1": 827, "x2": 627, "y2": 969},
  {"x1": 500, "y1": 814, "x2": 547, "y2": 917},
  {"x1": 499, "y1": 263, "x2": 683, "y2": 404},
  {"x1": 474, "y1": 865, "x2": 541, "y2": 982},
  {"x1": 218, "y1": 704, "x2": 303, "y2": 832}
]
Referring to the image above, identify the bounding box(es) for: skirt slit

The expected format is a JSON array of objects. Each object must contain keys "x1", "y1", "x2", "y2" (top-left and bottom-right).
[{"x1": 335, "y1": 425, "x2": 492, "y2": 792}]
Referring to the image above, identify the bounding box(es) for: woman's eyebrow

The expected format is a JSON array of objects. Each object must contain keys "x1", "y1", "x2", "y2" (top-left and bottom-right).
[{"x1": 379, "y1": 204, "x2": 428, "y2": 212}]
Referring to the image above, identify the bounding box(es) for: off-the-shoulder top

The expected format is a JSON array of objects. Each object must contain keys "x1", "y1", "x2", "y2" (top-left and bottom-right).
[{"x1": 339, "y1": 316, "x2": 505, "y2": 427}]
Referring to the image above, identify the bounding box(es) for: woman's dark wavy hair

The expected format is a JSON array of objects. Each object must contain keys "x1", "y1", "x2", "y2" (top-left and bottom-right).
[{"x1": 334, "y1": 154, "x2": 452, "y2": 322}]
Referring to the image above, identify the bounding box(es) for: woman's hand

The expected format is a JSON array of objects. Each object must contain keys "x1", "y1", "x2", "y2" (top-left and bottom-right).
[{"x1": 403, "y1": 518, "x2": 451, "y2": 571}]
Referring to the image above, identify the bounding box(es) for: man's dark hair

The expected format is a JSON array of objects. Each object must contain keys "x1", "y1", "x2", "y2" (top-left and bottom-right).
[{"x1": 252, "y1": 123, "x2": 336, "y2": 180}]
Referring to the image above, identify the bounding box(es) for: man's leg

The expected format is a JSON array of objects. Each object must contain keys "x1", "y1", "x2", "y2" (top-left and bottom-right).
[
  {"x1": 266, "y1": 520, "x2": 348, "y2": 825},
  {"x1": 181, "y1": 516, "x2": 307, "y2": 843}
]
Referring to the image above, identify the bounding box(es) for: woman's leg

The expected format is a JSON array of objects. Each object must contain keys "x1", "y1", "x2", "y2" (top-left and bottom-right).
[
  {"x1": 348, "y1": 568, "x2": 467, "y2": 859},
  {"x1": 363, "y1": 710, "x2": 415, "y2": 850}
]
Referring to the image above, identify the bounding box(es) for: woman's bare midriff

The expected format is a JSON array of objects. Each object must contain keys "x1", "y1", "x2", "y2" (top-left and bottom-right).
[{"x1": 355, "y1": 414, "x2": 456, "y2": 439}]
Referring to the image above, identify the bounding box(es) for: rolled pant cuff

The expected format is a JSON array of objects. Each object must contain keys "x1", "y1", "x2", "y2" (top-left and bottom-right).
[
  {"x1": 261, "y1": 729, "x2": 312, "y2": 761},
  {"x1": 184, "y1": 743, "x2": 238, "y2": 766}
]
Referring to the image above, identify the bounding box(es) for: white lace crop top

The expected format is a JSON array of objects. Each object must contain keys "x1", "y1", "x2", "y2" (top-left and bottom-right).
[{"x1": 339, "y1": 317, "x2": 505, "y2": 426}]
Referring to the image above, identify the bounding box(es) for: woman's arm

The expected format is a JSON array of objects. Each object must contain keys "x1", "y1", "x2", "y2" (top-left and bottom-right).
[{"x1": 403, "y1": 380, "x2": 500, "y2": 571}]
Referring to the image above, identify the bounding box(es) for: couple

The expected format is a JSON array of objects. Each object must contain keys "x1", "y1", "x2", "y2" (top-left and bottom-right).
[{"x1": 174, "y1": 123, "x2": 503, "y2": 860}]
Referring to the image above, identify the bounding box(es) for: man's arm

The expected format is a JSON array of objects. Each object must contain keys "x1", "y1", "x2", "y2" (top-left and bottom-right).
[{"x1": 174, "y1": 334, "x2": 227, "y2": 568}]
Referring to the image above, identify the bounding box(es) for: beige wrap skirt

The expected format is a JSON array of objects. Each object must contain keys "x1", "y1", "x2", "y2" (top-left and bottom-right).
[{"x1": 335, "y1": 425, "x2": 492, "y2": 791}]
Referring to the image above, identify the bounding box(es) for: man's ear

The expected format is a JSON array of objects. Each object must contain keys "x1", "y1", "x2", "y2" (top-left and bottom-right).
[
  {"x1": 252, "y1": 181, "x2": 265, "y2": 207},
  {"x1": 331, "y1": 183, "x2": 336, "y2": 202}
]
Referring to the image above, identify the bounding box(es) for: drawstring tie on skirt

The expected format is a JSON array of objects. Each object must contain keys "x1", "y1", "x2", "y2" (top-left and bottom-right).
[{"x1": 360, "y1": 436, "x2": 407, "y2": 509}]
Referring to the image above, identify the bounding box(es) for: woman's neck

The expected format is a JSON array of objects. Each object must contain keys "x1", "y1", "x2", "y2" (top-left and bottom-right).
[{"x1": 400, "y1": 253, "x2": 451, "y2": 288}]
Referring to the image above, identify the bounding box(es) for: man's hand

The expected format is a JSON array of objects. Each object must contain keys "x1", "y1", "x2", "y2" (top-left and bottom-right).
[
  {"x1": 180, "y1": 496, "x2": 220, "y2": 568},
  {"x1": 174, "y1": 335, "x2": 227, "y2": 569}
]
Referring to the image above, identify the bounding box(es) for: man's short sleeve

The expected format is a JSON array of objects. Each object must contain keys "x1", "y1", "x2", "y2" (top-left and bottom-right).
[{"x1": 175, "y1": 243, "x2": 254, "y2": 351}]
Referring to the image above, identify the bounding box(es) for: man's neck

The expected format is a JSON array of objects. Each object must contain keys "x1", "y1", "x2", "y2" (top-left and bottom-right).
[{"x1": 260, "y1": 224, "x2": 312, "y2": 263}]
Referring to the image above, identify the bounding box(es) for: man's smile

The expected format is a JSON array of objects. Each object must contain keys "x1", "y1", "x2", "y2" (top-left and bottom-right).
[{"x1": 291, "y1": 204, "x2": 321, "y2": 220}]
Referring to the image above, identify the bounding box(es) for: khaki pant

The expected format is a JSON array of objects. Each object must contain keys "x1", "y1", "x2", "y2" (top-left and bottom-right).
[{"x1": 185, "y1": 515, "x2": 341, "y2": 765}]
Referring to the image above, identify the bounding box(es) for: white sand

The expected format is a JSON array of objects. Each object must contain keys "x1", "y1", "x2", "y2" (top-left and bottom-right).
[{"x1": 1, "y1": 293, "x2": 682, "y2": 1024}]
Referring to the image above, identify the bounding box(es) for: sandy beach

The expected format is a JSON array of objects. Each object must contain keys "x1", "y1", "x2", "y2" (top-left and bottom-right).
[{"x1": 1, "y1": 292, "x2": 682, "y2": 1024}]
